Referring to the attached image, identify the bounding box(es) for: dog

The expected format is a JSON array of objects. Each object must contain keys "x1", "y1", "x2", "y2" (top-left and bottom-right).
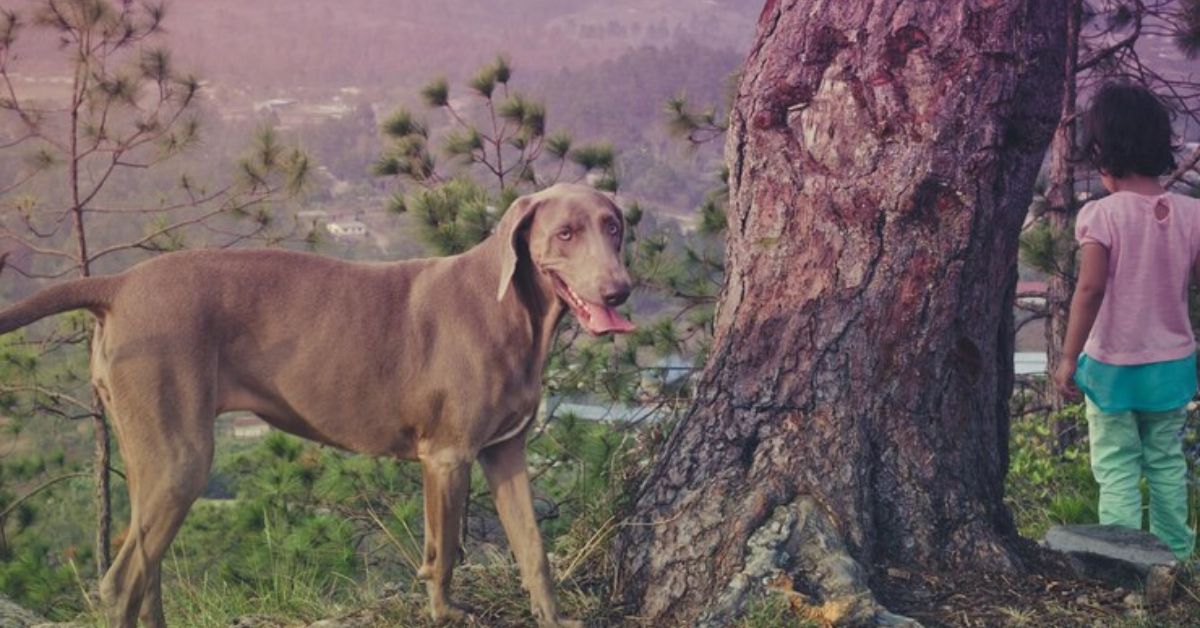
[{"x1": 0, "y1": 183, "x2": 634, "y2": 627}]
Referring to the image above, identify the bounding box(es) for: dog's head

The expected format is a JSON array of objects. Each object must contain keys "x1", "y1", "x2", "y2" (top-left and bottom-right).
[{"x1": 496, "y1": 183, "x2": 634, "y2": 335}]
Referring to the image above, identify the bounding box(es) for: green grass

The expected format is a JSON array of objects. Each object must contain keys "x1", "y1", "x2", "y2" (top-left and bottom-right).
[
  {"x1": 1006, "y1": 402, "x2": 1101, "y2": 539},
  {"x1": 736, "y1": 591, "x2": 820, "y2": 628},
  {"x1": 28, "y1": 417, "x2": 642, "y2": 627},
  {"x1": 28, "y1": 387, "x2": 1200, "y2": 626},
  {"x1": 161, "y1": 516, "x2": 364, "y2": 627}
]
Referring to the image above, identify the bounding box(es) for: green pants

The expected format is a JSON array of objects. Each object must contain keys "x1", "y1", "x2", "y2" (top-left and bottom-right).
[{"x1": 1086, "y1": 398, "x2": 1195, "y2": 559}]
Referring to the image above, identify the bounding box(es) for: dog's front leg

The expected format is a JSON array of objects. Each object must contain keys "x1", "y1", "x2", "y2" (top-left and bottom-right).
[
  {"x1": 419, "y1": 450, "x2": 472, "y2": 623},
  {"x1": 479, "y1": 434, "x2": 582, "y2": 628}
]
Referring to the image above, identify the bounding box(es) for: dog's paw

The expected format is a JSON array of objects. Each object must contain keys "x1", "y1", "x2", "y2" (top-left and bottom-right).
[
  {"x1": 430, "y1": 601, "x2": 472, "y2": 625},
  {"x1": 539, "y1": 617, "x2": 583, "y2": 628}
]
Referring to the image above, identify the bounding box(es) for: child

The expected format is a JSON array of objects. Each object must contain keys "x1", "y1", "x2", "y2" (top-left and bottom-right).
[{"x1": 1053, "y1": 82, "x2": 1197, "y2": 560}]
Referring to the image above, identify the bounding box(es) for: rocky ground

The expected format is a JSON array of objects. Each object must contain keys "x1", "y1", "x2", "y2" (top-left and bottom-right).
[{"x1": 0, "y1": 594, "x2": 46, "y2": 627}]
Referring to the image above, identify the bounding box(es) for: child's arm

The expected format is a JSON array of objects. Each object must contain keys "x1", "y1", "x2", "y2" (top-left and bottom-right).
[{"x1": 1053, "y1": 243, "x2": 1110, "y2": 400}]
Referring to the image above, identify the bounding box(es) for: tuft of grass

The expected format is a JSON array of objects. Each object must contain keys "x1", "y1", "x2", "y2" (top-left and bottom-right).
[
  {"x1": 1006, "y1": 403, "x2": 1099, "y2": 539},
  {"x1": 736, "y1": 591, "x2": 820, "y2": 628},
  {"x1": 161, "y1": 514, "x2": 363, "y2": 627},
  {"x1": 995, "y1": 604, "x2": 1038, "y2": 626}
]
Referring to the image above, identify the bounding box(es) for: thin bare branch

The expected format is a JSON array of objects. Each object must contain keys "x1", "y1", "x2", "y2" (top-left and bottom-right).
[
  {"x1": 1167, "y1": 145, "x2": 1200, "y2": 189},
  {"x1": 0, "y1": 472, "x2": 93, "y2": 524}
]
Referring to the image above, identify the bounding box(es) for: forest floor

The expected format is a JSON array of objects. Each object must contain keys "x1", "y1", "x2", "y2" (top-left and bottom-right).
[
  {"x1": 12, "y1": 545, "x2": 1200, "y2": 627},
  {"x1": 874, "y1": 542, "x2": 1200, "y2": 628}
]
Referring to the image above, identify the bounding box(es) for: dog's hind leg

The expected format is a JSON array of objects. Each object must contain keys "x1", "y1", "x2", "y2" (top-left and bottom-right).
[
  {"x1": 479, "y1": 435, "x2": 581, "y2": 628},
  {"x1": 419, "y1": 449, "x2": 472, "y2": 623},
  {"x1": 96, "y1": 362, "x2": 214, "y2": 628}
]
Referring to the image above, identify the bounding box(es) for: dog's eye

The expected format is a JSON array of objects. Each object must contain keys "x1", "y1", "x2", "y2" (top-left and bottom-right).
[
  {"x1": 557, "y1": 228, "x2": 573, "y2": 241},
  {"x1": 605, "y1": 221, "x2": 620, "y2": 236}
]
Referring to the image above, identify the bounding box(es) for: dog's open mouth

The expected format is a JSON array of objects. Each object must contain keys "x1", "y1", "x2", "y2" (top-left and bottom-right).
[{"x1": 549, "y1": 272, "x2": 635, "y2": 335}]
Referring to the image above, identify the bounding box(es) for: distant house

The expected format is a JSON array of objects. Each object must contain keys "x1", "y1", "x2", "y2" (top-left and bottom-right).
[
  {"x1": 326, "y1": 220, "x2": 368, "y2": 240},
  {"x1": 231, "y1": 415, "x2": 270, "y2": 439},
  {"x1": 253, "y1": 98, "x2": 297, "y2": 113}
]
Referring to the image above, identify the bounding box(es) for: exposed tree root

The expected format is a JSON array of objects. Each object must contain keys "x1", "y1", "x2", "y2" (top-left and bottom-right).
[{"x1": 699, "y1": 497, "x2": 920, "y2": 627}]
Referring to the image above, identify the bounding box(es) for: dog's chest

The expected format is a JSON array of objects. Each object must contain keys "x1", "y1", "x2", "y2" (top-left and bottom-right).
[{"x1": 481, "y1": 384, "x2": 542, "y2": 448}]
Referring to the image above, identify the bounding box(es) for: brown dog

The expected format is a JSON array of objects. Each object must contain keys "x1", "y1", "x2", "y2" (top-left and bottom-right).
[{"x1": 0, "y1": 183, "x2": 634, "y2": 627}]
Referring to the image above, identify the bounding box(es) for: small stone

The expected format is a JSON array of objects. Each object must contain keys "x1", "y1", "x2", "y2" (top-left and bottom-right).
[
  {"x1": 230, "y1": 616, "x2": 288, "y2": 628},
  {"x1": 1074, "y1": 594, "x2": 1090, "y2": 606},
  {"x1": 306, "y1": 611, "x2": 379, "y2": 628},
  {"x1": 379, "y1": 581, "x2": 405, "y2": 598},
  {"x1": 1122, "y1": 592, "x2": 1144, "y2": 608},
  {"x1": 874, "y1": 609, "x2": 922, "y2": 626},
  {"x1": 1145, "y1": 564, "x2": 1177, "y2": 607},
  {"x1": 886, "y1": 567, "x2": 912, "y2": 580}
]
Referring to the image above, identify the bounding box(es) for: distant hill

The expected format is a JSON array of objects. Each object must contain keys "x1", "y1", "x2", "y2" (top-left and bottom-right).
[{"x1": 9, "y1": 0, "x2": 761, "y2": 92}]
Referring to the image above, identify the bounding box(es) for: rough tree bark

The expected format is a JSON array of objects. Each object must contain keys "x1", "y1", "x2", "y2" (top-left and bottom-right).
[
  {"x1": 616, "y1": 0, "x2": 1066, "y2": 624},
  {"x1": 1044, "y1": 0, "x2": 1082, "y2": 426}
]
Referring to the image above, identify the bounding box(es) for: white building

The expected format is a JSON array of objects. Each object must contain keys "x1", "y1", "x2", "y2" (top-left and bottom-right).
[
  {"x1": 231, "y1": 415, "x2": 270, "y2": 439},
  {"x1": 326, "y1": 220, "x2": 368, "y2": 240}
]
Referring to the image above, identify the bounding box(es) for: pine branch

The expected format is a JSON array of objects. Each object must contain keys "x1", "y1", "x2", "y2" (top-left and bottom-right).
[
  {"x1": 1167, "y1": 144, "x2": 1200, "y2": 189},
  {"x1": 0, "y1": 230, "x2": 77, "y2": 261},
  {"x1": 84, "y1": 189, "x2": 276, "y2": 264},
  {"x1": 0, "y1": 383, "x2": 94, "y2": 414},
  {"x1": 0, "y1": 472, "x2": 93, "y2": 524}
]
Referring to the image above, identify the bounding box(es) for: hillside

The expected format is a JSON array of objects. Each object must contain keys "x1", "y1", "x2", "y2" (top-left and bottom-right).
[{"x1": 9, "y1": 0, "x2": 760, "y2": 91}]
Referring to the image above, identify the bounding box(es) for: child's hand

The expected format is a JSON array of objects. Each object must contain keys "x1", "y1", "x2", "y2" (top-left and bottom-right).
[{"x1": 1053, "y1": 359, "x2": 1081, "y2": 402}]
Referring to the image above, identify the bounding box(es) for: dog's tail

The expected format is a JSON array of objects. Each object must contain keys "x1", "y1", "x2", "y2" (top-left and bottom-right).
[{"x1": 0, "y1": 253, "x2": 120, "y2": 335}]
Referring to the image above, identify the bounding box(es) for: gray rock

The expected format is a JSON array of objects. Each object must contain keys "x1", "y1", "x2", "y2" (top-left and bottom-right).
[
  {"x1": 0, "y1": 594, "x2": 47, "y2": 628},
  {"x1": 1045, "y1": 525, "x2": 1177, "y2": 567},
  {"x1": 1044, "y1": 524, "x2": 1178, "y2": 603},
  {"x1": 874, "y1": 609, "x2": 924, "y2": 626},
  {"x1": 306, "y1": 617, "x2": 376, "y2": 628},
  {"x1": 1122, "y1": 592, "x2": 1145, "y2": 608},
  {"x1": 230, "y1": 616, "x2": 289, "y2": 628}
]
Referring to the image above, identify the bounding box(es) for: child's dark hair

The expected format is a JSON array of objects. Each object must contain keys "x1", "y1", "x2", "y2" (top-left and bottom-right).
[{"x1": 1079, "y1": 82, "x2": 1176, "y2": 178}]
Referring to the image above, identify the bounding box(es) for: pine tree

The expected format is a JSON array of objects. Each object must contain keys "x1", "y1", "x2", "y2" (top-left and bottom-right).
[
  {"x1": 375, "y1": 56, "x2": 721, "y2": 411},
  {"x1": 0, "y1": 0, "x2": 307, "y2": 587}
]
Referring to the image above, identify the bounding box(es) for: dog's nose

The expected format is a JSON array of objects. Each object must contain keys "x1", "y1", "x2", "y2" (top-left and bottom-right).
[{"x1": 603, "y1": 283, "x2": 631, "y2": 307}]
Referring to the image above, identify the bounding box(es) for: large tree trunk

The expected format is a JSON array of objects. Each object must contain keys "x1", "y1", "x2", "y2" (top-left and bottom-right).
[{"x1": 615, "y1": 1, "x2": 1066, "y2": 624}]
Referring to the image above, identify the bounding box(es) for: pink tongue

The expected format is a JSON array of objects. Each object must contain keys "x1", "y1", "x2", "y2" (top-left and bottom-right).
[{"x1": 580, "y1": 301, "x2": 636, "y2": 334}]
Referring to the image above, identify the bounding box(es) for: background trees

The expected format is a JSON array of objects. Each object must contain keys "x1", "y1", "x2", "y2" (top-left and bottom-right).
[{"x1": 374, "y1": 56, "x2": 723, "y2": 410}]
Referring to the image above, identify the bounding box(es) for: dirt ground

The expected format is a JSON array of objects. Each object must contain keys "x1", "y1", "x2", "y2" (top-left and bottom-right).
[{"x1": 873, "y1": 543, "x2": 1200, "y2": 627}]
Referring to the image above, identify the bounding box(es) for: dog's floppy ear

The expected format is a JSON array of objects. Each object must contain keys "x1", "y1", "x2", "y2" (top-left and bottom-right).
[{"x1": 496, "y1": 194, "x2": 540, "y2": 301}]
